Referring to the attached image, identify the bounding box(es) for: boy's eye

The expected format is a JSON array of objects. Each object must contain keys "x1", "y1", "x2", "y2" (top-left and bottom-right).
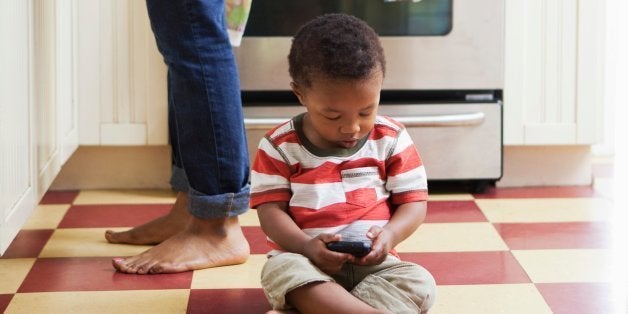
[
  {"x1": 325, "y1": 115, "x2": 341, "y2": 121},
  {"x1": 359, "y1": 112, "x2": 373, "y2": 117}
]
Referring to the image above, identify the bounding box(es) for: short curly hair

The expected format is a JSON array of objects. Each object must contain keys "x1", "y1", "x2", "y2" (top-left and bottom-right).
[{"x1": 288, "y1": 13, "x2": 386, "y2": 87}]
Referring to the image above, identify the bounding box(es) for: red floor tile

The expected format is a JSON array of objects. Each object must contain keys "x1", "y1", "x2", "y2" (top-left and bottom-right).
[
  {"x1": 58, "y1": 204, "x2": 172, "y2": 228},
  {"x1": 536, "y1": 283, "x2": 614, "y2": 314},
  {"x1": 494, "y1": 222, "x2": 612, "y2": 250},
  {"x1": 188, "y1": 289, "x2": 271, "y2": 314},
  {"x1": 399, "y1": 251, "x2": 531, "y2": 285},
  {"x1": 40, "y1": 190, "x2": 79, "y2": 204},
  {"x1": 0, "y1": 294, "x2": 12, "y2": 313},
  {"x1": 0, "y1": 229, "x2": 54, "y2": 258},
  {"x1": 18, "y1": 257, "x2": 192, "y2": 292},
  {"x1": 243, "y1": 227, "x2": 271, "y2": 254},
  {"x1": 474, "y1": 186, "x2": 597, "y2": 199},
  {"x1": 425, "y1": 201, "x2": 488, "y2": 223}
]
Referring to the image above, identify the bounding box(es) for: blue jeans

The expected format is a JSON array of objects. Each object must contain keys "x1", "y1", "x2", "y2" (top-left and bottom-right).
[{"x1": 146, "y1": 0, "x2": 250, "y2": 219}]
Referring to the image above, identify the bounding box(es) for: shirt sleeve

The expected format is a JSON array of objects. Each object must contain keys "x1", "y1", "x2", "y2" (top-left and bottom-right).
[
  {"x1": 385, "y1": 128, "x2": 429, "y2": 204},
  {"x1": 250, "y1": 136, "x2": 293, "y2": 208}
]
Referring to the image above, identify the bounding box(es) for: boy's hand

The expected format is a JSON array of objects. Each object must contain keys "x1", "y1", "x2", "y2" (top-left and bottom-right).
[
  {"x1": 354, "y1": 226, "x2": 393, "y2": 266},
  {"x1": 303, "y1": 234, "x2": 355, "y2": 275}
]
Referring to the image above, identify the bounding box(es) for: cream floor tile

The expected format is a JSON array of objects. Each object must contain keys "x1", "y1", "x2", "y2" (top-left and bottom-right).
[
  {"x1": 5, "y1": 290, "x2": 189, "y2": 314},
  {"x1": 397, "y1": 222, "x2": 508, "y2": 252},
  {"x1": 475, "y1": 198, "x2": 613, "y2": 223},
  {"x1": 512, "y1": 249, "x2": 613, "y2": 283},
  {"x1": 239, "y1": 209, "x2": 261, "y2": 226},
  {"x1": 430, "y1": 284, "x2": 552, "y2": 314},
  {"x1": 428, "y1": 193, "x2": 475, "y2": 201},
  {"x1": 39, "y1": 228, "x2": 152, "y2": 257},
  {"x1": 191, "y1": 254, "x2": 266, "y2": 289},
  {"x1": 22, "y1": 204, "x2": 70, "y2": 229},
  {"x1": 73, "y1": 189, "x2": 177, "y2": 205},
  {"x1": 0, "y1": 259, "x2": 36, "y2": 294}
]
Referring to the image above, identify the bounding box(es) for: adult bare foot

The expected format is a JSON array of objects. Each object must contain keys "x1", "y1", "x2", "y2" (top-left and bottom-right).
[
  {"x1": 105, "y1": 192, "x2": 190, "y2": 245},
  {"x1": 111, "y1": 215, "x2": 250, "y2": 274}
]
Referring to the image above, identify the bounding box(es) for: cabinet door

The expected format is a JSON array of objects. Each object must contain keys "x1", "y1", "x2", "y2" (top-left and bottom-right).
[
  {"x1": 504, "y1": 0, "x2": 605, "y2": 145},
  {"x1": 77, "y1": 0, "x2": 168, "y2": 146},
  {"x1": 0, "y1": 0, "x2": 37, "y2": 254},
  {"x1": 1, "y1": 0, "x2": 80, "y2": 254}
]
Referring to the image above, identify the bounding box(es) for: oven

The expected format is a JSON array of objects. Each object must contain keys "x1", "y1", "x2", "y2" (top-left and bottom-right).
[{"x1": 235, "y1": 0, "x2": 503, "y2": 189}]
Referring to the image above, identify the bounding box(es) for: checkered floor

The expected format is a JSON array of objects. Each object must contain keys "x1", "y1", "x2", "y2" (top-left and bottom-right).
[{"x1": 1, "y1": 181, "x2": 624, "y2": 313}]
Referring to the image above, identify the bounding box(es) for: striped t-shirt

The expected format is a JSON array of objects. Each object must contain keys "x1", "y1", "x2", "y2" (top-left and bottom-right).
[{"x1": 250, "y1": 113, "x2": 428, "y2": 252}]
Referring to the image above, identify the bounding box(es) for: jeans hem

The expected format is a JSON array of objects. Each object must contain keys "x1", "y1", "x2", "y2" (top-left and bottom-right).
[{"x1": 188, "y1": 184, "x2": 250, "y2": 219}]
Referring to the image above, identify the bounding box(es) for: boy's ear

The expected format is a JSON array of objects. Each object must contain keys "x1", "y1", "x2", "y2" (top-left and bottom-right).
[{"x1": 290, "y1": 82, "x2": 306, "y2": 105}]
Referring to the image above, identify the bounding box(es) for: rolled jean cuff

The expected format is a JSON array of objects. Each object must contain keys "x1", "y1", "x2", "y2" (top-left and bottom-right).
[
  {"x1": 188, "y1": 184, "x2": 251, "y2": 219},
  {"x1": 169, "y1": 165, "x2": 189, "y2": 192}
]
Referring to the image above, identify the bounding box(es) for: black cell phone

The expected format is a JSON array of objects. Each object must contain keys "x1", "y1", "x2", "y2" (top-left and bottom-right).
[{"x1": 326, "y1": 241, "x2": 371, "y2": 257}]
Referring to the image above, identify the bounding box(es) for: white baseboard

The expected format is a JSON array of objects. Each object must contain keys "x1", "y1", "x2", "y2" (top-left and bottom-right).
[
  {"x1": 498, "y1": 145, "x2": 592, "y2": 187},
  {"x1": 49, "y1": 145, "x2": 593, "y2": 190},
  {"x1": 50, "y1": 146, "x2": 172, "y2": 190}
]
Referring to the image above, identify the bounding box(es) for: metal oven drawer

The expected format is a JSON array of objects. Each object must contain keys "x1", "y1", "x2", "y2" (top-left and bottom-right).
[{"x1": 243, "y1": 102, "x2": 502, "y2": 182}]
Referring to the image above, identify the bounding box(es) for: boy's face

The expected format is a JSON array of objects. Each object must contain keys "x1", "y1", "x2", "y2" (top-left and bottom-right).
[{"x1": 292, "y1": 71, "x2": 383, "y2": 150}]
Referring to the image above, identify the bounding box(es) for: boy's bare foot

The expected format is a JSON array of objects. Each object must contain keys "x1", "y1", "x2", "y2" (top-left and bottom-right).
[
  {"x1": 111, "y1": 215, "x2": 250, "y2": 274},
  {"x1": 105, "y1": 192, "x2": 190, "y2": 245}
]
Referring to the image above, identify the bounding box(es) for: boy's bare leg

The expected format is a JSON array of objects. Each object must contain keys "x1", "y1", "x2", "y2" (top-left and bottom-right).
[
  {"x1": 286, "y1": 282, "x2": 390, "y2": 314},
  {"x1": 105, "y1": 192, "x2": 190, "y2": 245},
  {"x1": 111, "y1": 215, "x2": 250, "y2": 274}
]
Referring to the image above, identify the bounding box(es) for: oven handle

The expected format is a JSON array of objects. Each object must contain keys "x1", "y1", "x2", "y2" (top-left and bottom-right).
[
  {"x1": 244, "y1": 112, "x2": 485, "y2": 130},
  {"x1": 392, "y1": 111, "x2": 485, "y2": 127}
]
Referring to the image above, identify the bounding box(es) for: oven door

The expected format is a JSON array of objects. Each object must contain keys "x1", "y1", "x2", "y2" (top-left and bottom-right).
[
  {"x1": 234, "y1": 0, "x2": 503, "y2": 91},
  {"x1": 244, "y1": 102, "x2": 502, "y2": 181}
]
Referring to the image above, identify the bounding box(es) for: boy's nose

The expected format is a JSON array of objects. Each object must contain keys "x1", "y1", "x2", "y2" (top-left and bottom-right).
[{"x1": 340, "y1": 122, "x2": 360, "y2": 135}]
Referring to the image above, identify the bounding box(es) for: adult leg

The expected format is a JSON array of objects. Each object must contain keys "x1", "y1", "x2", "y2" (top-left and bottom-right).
[
  {"x1": 105, "y1": 192, "x2": 189, "y2": 245},
  {"x1": 105, "y1": 71, "x2": 191, "y2": 245},
  {"x1": 111, "y1": 0, "x2": 251, "y2": 274}
]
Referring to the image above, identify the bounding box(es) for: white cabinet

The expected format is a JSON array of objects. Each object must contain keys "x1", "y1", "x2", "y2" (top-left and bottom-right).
[
  {"x1": 1, "y1": 0, "x2": 78, "y2": 254},
  {"x1": 504, "y1": 0, "x2": 605, "y2": 145},
  {"x1": 76, "y1": 0, "x2": 168, "y2": 146},
  {"x1": 1, "y1": 0, "x2": 36, "y2": 255}
]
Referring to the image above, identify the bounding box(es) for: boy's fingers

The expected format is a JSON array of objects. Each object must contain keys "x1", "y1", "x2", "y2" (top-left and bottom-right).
[
  {"x1": 366, "y1": 226, "x2": 383, "y2": 239},
  {"x1": 317, "y1": 233, "x2": 341, "y2": 243}
]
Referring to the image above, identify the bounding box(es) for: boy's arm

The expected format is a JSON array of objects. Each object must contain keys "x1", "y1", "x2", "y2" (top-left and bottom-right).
[
  {"x1": 257, "y1": 201, "x2": 355, "y2": 273},
  {"x1": 256, "y1": 201, "x2": 311, "y2": 254},
  {"x1": 357, "y1": 201, "x2": 426, "y2": 265},
  {"x1": 383, "y1": 200, "x2": 426, "y2": 247}
]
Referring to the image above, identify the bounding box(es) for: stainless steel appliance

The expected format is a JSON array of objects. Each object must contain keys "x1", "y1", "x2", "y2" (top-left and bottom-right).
[{"x1": 235, "y1": 0, "x2": 503, "y2": 190}]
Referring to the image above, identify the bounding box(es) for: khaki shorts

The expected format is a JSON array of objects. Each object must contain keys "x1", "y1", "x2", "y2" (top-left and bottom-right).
[{"x1": 260, "y1": 253, "x2": 436, "y2": 313}]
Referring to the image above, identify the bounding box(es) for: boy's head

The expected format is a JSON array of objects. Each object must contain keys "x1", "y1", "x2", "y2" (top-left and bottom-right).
[
  {"x1": 288, "y1": 13, "x2": 386, "y2": 88},
  {"x1": 288, "y1": 14, "x2": 386, "y2": 150}
]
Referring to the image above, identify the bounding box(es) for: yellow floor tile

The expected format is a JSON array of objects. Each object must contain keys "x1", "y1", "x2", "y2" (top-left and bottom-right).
[
  {"x1": 191, "y1": 254, "x2": 266, "y2": 289},
  {"x1": 5, "y1": 290, "x2": 189, "y2": 314},
  {"x1": 428, "y1": 193, "x2": 475, "y2": 201},
  {"x1": 39, "y1": 228, "x2": 152, "y2": 258},
  {"x1": 397, "y1": 222, "x2": 508, "y2": 252},
  {"x1": 22, "y1": 204, "x2": 70, "y2": 229},
  {"x1": 430, "y1": 284, "x2": 552, "y2": 314},
  {"x1": 475, "y1": 198, "x2": 613, "y2": 223},
  {"x1": 0, "y1": 259, "x2": 36, "y2": 293},
  {"x1": 73, "y1": 189, "x2": 177, "y2": 205},
  {"x1": 512, "y1": 249, "x2": 613, "y2": 283},
  {"x1": 239, "y1": 209, "x2": 261, "y2": 226}
]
